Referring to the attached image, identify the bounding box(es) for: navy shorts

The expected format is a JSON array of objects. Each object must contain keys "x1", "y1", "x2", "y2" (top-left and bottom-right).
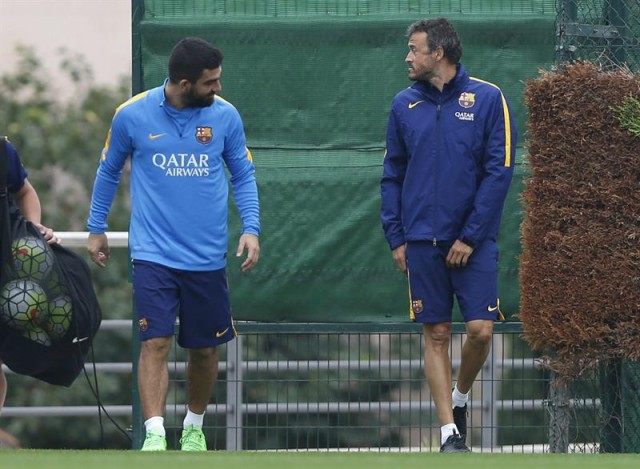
[
  {"x1": 406, "y1": 240, "x2": 502, "y2": 324},
  {"x1": 131, "y1": 260, "x2": 236, "y2": 348}
]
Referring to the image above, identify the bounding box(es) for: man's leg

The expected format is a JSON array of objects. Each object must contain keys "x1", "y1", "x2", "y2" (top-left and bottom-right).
[
  {"x1": 179, "y1": 346, "x2": 218, "y2": 451},
  {"x1": 186, "y1": 346, "x2": 219, "y2": 413},
  {"x1": 423, "y1": 323, "x2": 454, "y2": 426},
  {"x1": 424, "y1": 322, "x2": 470, "y2": 452},
  {"x1": 138, "y1": 336, "x2": 171, "y2": 451},
  {"x1": 452, "y1": 319, "x2": 493, "y2": 444},
  {"x1": 139, "y1": 336, "x2": 172, "y2": 418},
  {"x1": 457, "y1": 319, "x2": 493, "y2": 393}
]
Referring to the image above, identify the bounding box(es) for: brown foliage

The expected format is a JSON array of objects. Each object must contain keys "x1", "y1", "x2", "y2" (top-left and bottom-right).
[{"x1": 521, "y1": 61, "x2": 640, "y2": 379}]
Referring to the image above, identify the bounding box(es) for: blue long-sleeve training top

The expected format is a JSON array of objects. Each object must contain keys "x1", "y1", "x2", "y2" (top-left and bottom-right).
[{"x1": 87, "y1": 82, "x2": 260, "y2": 271}]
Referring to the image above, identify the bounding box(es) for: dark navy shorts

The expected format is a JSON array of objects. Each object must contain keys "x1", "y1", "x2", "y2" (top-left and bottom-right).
[
  {"x1": 406, "y1": 240, "x2": 501, "y2": 324},
  {"x1": 131, "y1": 260, "x2": 236, "y2": 348}
]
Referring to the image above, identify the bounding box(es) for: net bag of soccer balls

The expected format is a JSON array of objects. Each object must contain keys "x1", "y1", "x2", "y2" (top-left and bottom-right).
[{"x1": 0, "y1": 235, "x2": 73, "y2": 346}]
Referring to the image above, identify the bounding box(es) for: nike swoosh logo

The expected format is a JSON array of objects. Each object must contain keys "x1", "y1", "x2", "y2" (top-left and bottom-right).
[
  {"x1": 408, "y1": 100, "x2": 424, "y2": 109},
  {"x1": 487, "y1": 305, "x2": 498, "y2": 312},
  {"x1": 148, "y1": 133, "x2": 166, "y2": 140},
  {"x1": 215, "y1": 327, "x2": 230, "y2": 338},
  {"x1": 72, "y1": 337, "x2": 89, "y2": 343}
]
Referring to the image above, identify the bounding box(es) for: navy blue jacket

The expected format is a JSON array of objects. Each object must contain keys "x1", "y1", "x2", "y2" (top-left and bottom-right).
[{"x1": 381, "y1": 65, "x2": 517, "y2": 250}]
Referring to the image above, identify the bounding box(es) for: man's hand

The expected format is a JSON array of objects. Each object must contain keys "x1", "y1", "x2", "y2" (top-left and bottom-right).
[
  {"x1": 446, "y1": 239, "x2": 474, "y2": 269},
  {"x1": 34, "y1": 223, "x2": 59, "y2": 245},
  {"x1": 236, "y1": 233, "x2": 260, "y2": 273},
  {"x1": 392, "y1": 244, "x2": 407, "y2": 273},
  {"x1": 87, "y1": 233, "x2": 110, "y2": 268}
]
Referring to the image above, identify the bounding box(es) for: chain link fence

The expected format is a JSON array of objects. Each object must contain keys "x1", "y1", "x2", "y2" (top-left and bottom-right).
[{"x1": 556, "y1": 0, "x2": 640, "y2": 70}]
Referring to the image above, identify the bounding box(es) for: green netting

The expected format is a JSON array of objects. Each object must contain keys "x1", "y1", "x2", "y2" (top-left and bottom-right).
[
  {"x1": 224, "y1": 149, "x2": 526, "y2": 322},
  {"x1": 136, "y1": 0, "x2": 554, "y2": 322},
  {"x1": 143, "y1": 0, "x2": 557, "y2": 17}
]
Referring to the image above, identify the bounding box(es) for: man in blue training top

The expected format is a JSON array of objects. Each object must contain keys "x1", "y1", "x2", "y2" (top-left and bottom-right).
[
  {"x1": 87, "y1": 38, "x2": 260, "y2": 451},
  {"x1": 381, "y1": 18, "x2": 516, "y2": 453}
]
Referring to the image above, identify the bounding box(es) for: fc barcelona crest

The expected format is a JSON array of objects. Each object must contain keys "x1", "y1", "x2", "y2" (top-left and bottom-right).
[
  {"x1": 411, "y1": 299, "x2": 423, "y2": 314},
  {"x1": 195, "y1": 126, "x2": 213, "y2": 144},
  {"x1": 458, "y1": 92, "x2": 476, "y2": 109}
]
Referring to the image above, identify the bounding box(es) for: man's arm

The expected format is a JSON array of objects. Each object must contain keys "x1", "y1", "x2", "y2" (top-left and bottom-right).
[
  {"x1": 381, "y1": 107, "x2": 408, "y2": 252},
  {"x1": 86, "y1": 109, "x2": 131, "y2": 266},
  {"x1": 223, "y1": 109, "x2": 261, "y2": 271},
  {"x1": 13, "y1": 179, "x2": 41, "y2": 223},
  {"x1": 13, "y1": 179, "x2": 58, "y2": 244},
  {"x1": 458, "y1": 88, "x2": 517, "y2": 246}
]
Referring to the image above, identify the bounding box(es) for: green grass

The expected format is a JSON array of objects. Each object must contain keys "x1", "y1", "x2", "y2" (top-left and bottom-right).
[{"x1": 0, "y1": 451, "x2": 639, "y2": 468}]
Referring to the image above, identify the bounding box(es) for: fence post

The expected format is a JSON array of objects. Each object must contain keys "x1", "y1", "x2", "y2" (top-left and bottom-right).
[
  {"x1": 480, "y1": 335, "x2": 497, "y2": 448},
  {"x1": 556, "y1": 0, "x2": 578, "y2": 63},
  {"x1": 226, "y1": 334, "x2": 243, "y2": 450},
  {"x1": 605, "y1": 0, "x2": 629, "y2": 66},
  {"x1": 548, "y1": 372, "x2": 570, "y2": 453},
  {"x1": 131, "y1": 316, "x2": 143, "y2": 449},
  {"x1": 600, "y1": 360, "x2": 622, "y2": 453}
]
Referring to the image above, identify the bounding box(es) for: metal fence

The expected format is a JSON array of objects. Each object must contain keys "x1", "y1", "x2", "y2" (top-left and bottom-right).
[
  {"x1": 556, "y1": 0, "x2": 640, "y2": 70},
  {"x1": 0, "y1": 233, "x2": 619, "y2": 452},
  {"x1": 163, "y1": 322, "x2": 558, "y2": 453}
]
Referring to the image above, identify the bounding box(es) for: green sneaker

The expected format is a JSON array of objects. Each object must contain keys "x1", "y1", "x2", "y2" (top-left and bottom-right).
[
  {"x1": 180, "y1": 425, "x2": 207, "y2": 451},
  {"x1": 141, "y1": 431, "x2": 167, "y2": 451}
]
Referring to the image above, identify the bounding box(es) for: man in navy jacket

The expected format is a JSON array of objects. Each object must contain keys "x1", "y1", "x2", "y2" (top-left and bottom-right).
[{"x1": 381, "y1": 18, "x2": 517, "y2": 453}]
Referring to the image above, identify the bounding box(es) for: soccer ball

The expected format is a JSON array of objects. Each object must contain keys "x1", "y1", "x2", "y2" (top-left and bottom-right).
[
  {"x1": 45, "y1": 294, "x2": 73, "y2": 341},
  {"x1": 11, "y1": 236, "x2": 55, "y2": 281},
  {"x1": 0, "y1": 279, "x2": 49, "y2": 331},
  {"x1": 21, "y1": 323, "x2": 52, "y2": 347},
  {"x1": 43, "y1": 267, "x2": 69, "y2": 298}
]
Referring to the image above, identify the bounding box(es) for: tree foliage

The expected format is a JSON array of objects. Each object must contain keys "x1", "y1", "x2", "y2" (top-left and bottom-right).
[
  {"x1": 522, "y1": 61, "x2": 640, "y2": 378},
  {"x1": 612, "y1": 95, "x2": 640, "y2": 138},
  {"x1": 1, "y1": 45, "x2": 134, "y2": 449}
]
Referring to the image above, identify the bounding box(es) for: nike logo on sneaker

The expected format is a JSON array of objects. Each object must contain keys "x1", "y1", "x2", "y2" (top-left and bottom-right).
[
  {"x1": 148, "y1": 132, "x2": 166, "y2": 140},
  {"x1": 408, "y1": 100, "x2": 424, "y2": 109},
  {"x1": 215, "y1": 327, "x2": 230, "y2": 338}
]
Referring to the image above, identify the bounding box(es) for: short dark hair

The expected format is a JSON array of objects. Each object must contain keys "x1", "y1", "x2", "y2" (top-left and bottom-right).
[
  {"x1": 406, "y1": 18, "x2": 462, "y2": 65},
  {"x1": 168, "y1": 37, "x2": 224, "y2": 84}
]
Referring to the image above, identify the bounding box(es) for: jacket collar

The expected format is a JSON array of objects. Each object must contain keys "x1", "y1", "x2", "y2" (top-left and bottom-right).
[{"x1": 411, "y1": 64, "x2": 468, "y2": 101}]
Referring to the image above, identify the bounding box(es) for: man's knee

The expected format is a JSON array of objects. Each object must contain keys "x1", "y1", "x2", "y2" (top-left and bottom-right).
[
  {"x1": 141, "y1": 337, "x2": 172, "y2": 358},
  {"x1": 424, "y1": 323, "x2": 452, "y2": 348},
  {"x1": 189, "y1": 346, "x2": 218, "y2": 364},
  {"x1": 465, "y1": 320, "x2": 493, "y2": 347}
]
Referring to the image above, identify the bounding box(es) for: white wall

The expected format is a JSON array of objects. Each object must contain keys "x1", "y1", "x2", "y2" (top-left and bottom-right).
[{"x1": 0, "y1": 0, "x2": 132, "y2": 99}]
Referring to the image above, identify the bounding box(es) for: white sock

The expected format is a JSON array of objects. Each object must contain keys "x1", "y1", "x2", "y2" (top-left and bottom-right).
[
  {"x1": 183, "y1": 409, "x2": 205, "y2": 429},
  {"x1": 441, "y1": 423, "x2": 458, "y2": 445},
  {"x1": 144, "y1": 416, "x2": 165, "y2": 436},
  {"x1": 452, "y1": 384, "x2": 469, "y2": 408}
]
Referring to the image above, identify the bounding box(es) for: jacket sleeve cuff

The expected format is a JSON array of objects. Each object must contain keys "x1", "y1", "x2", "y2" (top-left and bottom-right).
[{"x1": 459, "y1": 238, "x2": 475, "y2": 249}]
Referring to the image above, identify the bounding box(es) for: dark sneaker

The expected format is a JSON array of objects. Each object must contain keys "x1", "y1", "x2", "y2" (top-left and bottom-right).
[
  {"x1": 453, "y1": 404, "x2": 468, "y2": 443},
  {"x1": 440, "y1": 431, "x2": 471, "y2": 453}
]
